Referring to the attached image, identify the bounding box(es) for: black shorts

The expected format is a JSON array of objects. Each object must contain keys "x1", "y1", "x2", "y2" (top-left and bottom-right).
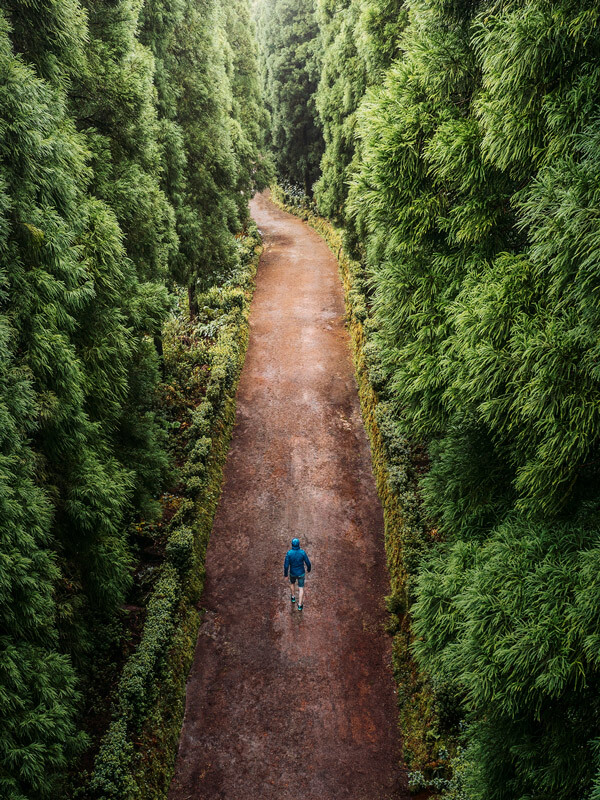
[{"x1": 289, "y1": 573, "x2": 305, "y2": 587}]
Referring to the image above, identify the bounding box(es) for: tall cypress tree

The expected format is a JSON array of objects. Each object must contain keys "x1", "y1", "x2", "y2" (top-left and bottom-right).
[
  {"x1": 4, "y1": 0, "x2": 172, "y2": 636},
  {"x1": 224, "y1": 0, "x2": 273, "y2": 221},
  {"x1": 355, "y1": 0, "x2": 407, "y2": 77},
  {"x1": 312, "y1": 0, "x2": 407, "y2": 233},
  {"x1": 313, "y1": 0, "x2": 407, "y2": 223},
  {"x1": 314, "y1": 0, "x2": 366, "y2": 221},
  {"x1": 140, "y1": 0, "x2": 240, "y2": 316},
  {"x1": 76, "y1": 0, "x2": 177, "y2": 283},
  {"x1": 256, "y1": 0, "x2": 324, "y2": 194},
  {"x1": 73, "y1": 0, "x2": 174, "y2": 516},
  {"x1": 0, "y1": 9, "x2": 102, "y2": 794}
]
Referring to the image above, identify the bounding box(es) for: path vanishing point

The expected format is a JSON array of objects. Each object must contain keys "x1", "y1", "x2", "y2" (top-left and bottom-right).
[{"x1": 167, "y1": 191, "x2": 407, "y2": 800}]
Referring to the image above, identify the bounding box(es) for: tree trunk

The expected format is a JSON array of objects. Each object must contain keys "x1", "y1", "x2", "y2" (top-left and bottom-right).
[
  {"x1": 153, "y1": 333, "x2": 165, "y2": 378},
  {"x1": 188, "y1": 284, "x2": 198, "y2": 320}
]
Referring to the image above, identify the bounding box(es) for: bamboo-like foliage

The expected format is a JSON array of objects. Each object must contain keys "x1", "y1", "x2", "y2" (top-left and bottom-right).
[
  {"x1": 5, "y1": 0, "x2": 171, "y2": 648},
  {"x1": 223, "y1": 0, "x2": 274, "y2": 220},
  {"x1": 255, "y1": 0, "x2": 324, "y2": 194},
  {"x1": 346, "y1": 0, "x2": 600, "y2": 796},
  {"x1": 140, "y1": 0, "x2": 269, "y2": 309},
  {"x1": 0, "y1": 1, "x2": 269, "y2": 795},
  {"x1": 146, "y1": 0, "x2": 239, "y2": 302},
  {"x1": 413, "y1": 515, "x2": 600, "y2": 799},
  {"x1": 314, "y1": 0, "x2": 365, "y2": 222},
  {"x1": 0, "y1": 11, "x2": 122, "y2": 795},
  {"x1": 314, "y1": 0, "x2": 405, "y2": 223}
]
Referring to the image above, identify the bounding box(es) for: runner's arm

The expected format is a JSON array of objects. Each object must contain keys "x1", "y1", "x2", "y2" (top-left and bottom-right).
[
  {"x1": 284, "y1": 552, "x2": 289, "y2": 577},
  {"x1": 304, "y1": 552, "x2": 311, "y2": 572}
]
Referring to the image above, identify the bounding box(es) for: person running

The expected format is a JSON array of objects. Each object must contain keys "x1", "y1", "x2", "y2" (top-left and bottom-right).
[{"x1": 284, "y1": 538, "x2": 311, "y2": 611}]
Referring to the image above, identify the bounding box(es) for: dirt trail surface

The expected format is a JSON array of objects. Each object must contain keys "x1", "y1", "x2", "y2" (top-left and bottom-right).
[{"x1": 168, "y1": 192, "x2": 407, "y2": 800}]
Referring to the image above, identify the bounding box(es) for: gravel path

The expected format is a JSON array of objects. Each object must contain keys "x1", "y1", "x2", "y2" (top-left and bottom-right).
[{"x1": 167, "y1": 191, "x2": 407, "y2": 800}]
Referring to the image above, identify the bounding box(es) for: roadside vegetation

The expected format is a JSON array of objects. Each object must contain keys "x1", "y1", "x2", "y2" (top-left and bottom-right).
[{"x1": 0, "y1": 1, "x2": 268, "y2": 797}]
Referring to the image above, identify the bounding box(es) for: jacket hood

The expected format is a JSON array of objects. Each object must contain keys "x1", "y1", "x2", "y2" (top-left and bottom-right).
[{"x1": 291, "y1": 538, "x2": 300, "y2": 549}]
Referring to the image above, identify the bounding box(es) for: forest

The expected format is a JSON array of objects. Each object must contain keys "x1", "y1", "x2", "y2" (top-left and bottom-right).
[
  {"x1": 1, "y1": 0, "x2": 269, "y2": 797},
  {"x1": 3, "y1": 0, "x2": 600, "y2": 798}
]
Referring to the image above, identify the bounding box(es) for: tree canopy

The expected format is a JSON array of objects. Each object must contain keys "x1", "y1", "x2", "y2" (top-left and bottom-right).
[
  {"x1": 0, "y1": 1, "x2": 268, "y2": 795},
  {"x1": 256, "y1": 0, "x2": 323, "y2": 194}
]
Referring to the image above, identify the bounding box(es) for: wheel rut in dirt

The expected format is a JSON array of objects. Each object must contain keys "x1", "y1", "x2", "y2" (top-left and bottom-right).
[{"x1": 168, "y1": 191, "x2": 407, "y2": 800}]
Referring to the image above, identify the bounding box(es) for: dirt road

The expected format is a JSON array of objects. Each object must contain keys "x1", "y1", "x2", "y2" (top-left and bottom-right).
[{"x1": 167, "y1": 192, "x2": 407, "y2": 800}]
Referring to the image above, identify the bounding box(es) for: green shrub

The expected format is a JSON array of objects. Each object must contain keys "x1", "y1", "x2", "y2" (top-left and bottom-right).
[
  {"x1": 166, "y1": 527, "x2": 194, "y2": 576},
  {"x1": 120, "y1": 567, "x2": 180, "y2": 723},
  {"x1": 88, "y1": 718, "x2": 136, "y2": 799}
]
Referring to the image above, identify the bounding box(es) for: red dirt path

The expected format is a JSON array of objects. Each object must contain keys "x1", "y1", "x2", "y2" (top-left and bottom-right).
[{"x1": 167, "y1": 192, "x2": 408, "y2": 800}]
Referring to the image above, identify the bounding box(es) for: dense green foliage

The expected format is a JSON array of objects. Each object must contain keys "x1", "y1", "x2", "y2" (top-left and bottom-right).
[
  {"x1": 141, "y1": 0, "x2": 238, "y2": 311},
  {"x1": 256, "y1": 0, "x2": 323, "y2": 194},
  {"x1": 314, "y1": 0, "x2": 405, "y2": 222},
  {"x1": 350, "y1": 1, "x2": 600, "y2": 792},
  {"x1": 267, "y1": 0, "x2": 600, "y2": 796},
  {"x1": 224, "y1": 0, "x2": 274, "y2": 217},
  {"x1": 0, "y1": 1, "x2": 267, "y2": 796},
  {"x1": 0, "y1": 10, "x2": 139, "y2": 792},
  {"x1": 313, "y1": 0, "x2": 365, "y2": 221}
]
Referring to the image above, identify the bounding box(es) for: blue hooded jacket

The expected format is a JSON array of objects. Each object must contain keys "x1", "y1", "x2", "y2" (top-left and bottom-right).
[{"x1": 284, "y1": 538, "x2": 311, "y2": 578}]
